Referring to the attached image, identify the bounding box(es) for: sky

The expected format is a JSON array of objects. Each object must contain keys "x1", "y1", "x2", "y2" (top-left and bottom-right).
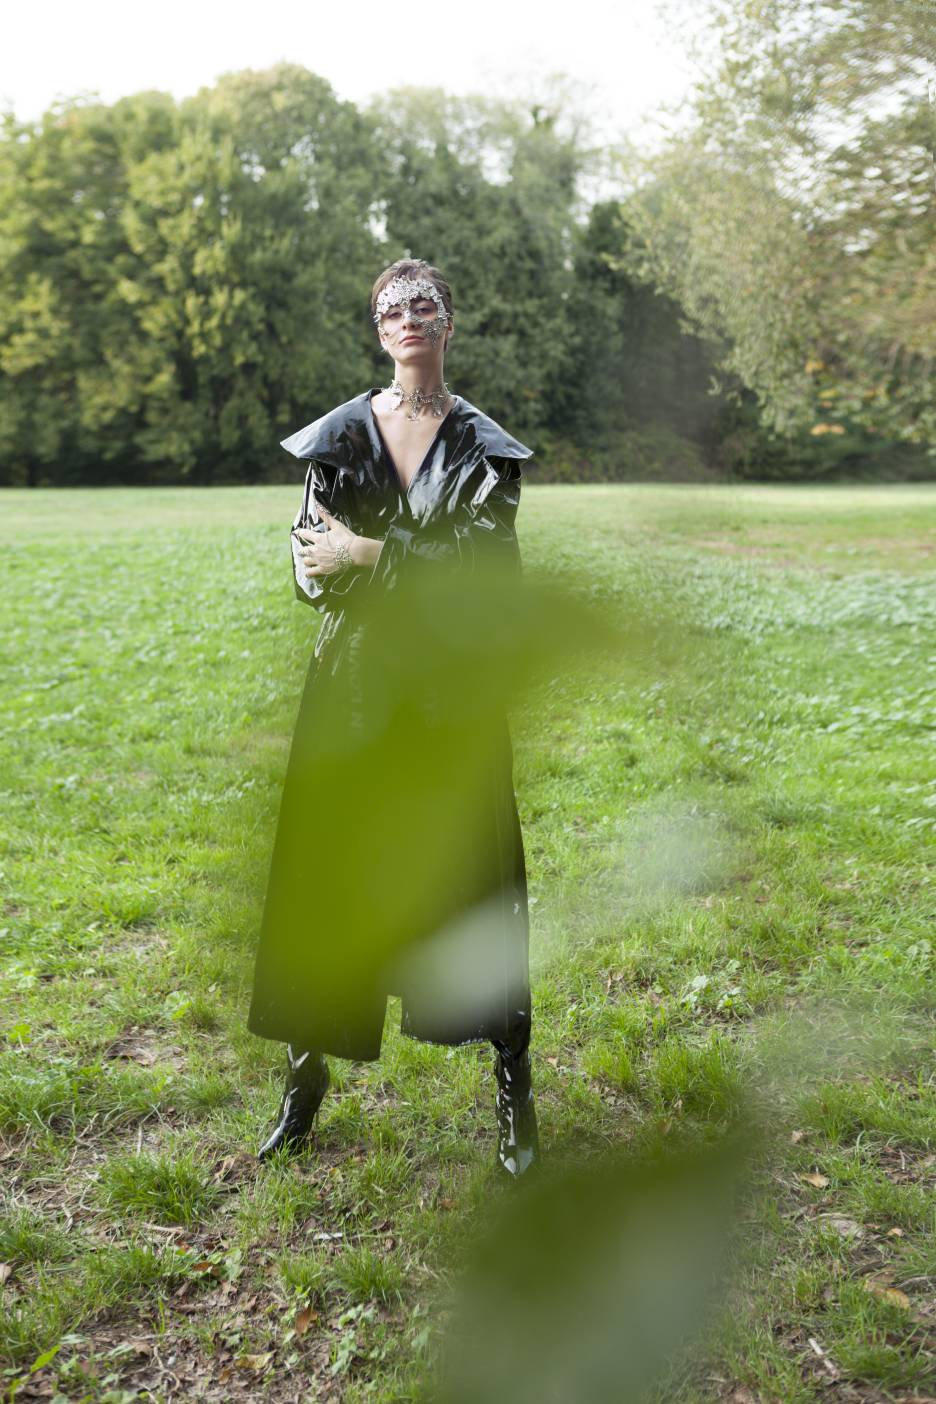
[{"x1": 3, "y1": 0, "x2": 698, "y2": 151}]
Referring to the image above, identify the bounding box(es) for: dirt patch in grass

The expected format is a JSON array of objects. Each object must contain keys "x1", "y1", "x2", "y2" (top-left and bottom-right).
[
  {"x1": 102, "y1": 1026, "x2": 186, "y2": 1072},
  {"x1": 690, "y1": 531, "x2": 935, "y2": 572},
  {"x1": 103, "y1": 927, "x2": 173, "y2": 960},
  {"x1": 877, "y1": 1145, "x2": 936, "y2": 1187},
  {"x1": 772, "y1": 1326, "x2": 935, "y2": 1404},
  {"x1": 752, "y1": 1151, "x2": 936, "y2": 1400},
  {"x1": 9, "y1": 1302, "x2": 349, "y2": 1403},
  {"x1": 692, "y1": 537, "x2": 817, "y2": 570},
  {"x1": 2, "y1": 1120, "x2": 173, "y2": 1221},
  {"x1": 717, "y1": 1369, "x2": 936, "y2": 1403},
  {"x1": 845, "y1": 535, "x2": 935, "y2": 557}
]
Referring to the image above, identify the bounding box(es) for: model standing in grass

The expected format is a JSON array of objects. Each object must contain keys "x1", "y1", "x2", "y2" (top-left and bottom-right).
[{"x1": 248, "y1": 258, "x2": 539, "y2": 1178}]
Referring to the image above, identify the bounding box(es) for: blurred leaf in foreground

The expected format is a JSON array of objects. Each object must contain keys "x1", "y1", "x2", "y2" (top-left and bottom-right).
[
  {"x1": 249, "y1": 554, "x2": 687, "y2": 1055},
  {"x1": 436, "y1": 1133, "x2": 749, "y2": 1404}
]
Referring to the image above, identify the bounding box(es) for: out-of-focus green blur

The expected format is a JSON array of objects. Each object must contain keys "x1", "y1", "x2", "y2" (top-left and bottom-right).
[
  {"x1": 252, "y1": 555, "x2": 685, "y2": 1048},
  {"x1": 439, "y1": 1135, "x2": 749, "y2": 1404}
]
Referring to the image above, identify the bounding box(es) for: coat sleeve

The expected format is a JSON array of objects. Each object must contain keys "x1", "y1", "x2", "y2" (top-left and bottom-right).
[
  {"x1": 376, "y1": 456, "x2": 524, "y2": 585},
  {"x1": 290, "y1": 458, "x2": 368, "y2": 612}
]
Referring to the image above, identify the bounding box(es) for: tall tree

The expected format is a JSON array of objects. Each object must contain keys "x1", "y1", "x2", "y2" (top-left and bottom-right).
[
  {"x1": 0, "y1": 93, "x2": 177, "y2": 483},
  {"x1": 0, "y1": 66, "x2": 385, "y2": 484},
  {"x1": 364, "y1": 84, "x2": 591, "y2": 439},
  {"x1": 625, "y1": 0, "x2": 935, "y2": 448},
  {"x1": 111, "y1": 65, "x2": 384, "y2": 480},
  {"x1": 558, "y1": 199, "x2": 721, "y2": 451}
]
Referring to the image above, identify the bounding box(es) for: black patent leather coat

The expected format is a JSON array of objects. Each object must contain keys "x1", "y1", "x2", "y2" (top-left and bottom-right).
[{"x1": 247, "y1": 388, "x2": 534, "y2": 1061}]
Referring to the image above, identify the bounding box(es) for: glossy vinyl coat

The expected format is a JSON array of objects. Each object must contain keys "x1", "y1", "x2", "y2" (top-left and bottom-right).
[{"x1": 247, "y1": 389, "x2": 535, "y2": 1061}]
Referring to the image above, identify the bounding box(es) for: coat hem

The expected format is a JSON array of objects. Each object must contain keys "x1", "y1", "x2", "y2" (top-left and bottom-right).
[{"x1": 399, "y1": 1024, "x2": 492, "y2": 1049}]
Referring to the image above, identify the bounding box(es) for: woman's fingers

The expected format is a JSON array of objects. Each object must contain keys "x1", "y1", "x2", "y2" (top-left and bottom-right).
[
  {"x1": 297, "y1": 517, "x2": 348, "y2": 578},
  {"x1": 312, "y1": 502, "x2": 353, "y2": 540},
  {"x1": 304, "y1": 555, "x2": 340, "y2": 577}
]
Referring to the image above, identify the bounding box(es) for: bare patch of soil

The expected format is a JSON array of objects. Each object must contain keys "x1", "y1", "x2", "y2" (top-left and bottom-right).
[
  {"x1": 103, "y1": 1026, "x2": 186, "y2": 1072},
  {"x1": 690, "y1": 532, "x2": 935, "y2": 573},
  {"x1": 10, "y1": 1310, "x2": 346, "y2": 1402}
]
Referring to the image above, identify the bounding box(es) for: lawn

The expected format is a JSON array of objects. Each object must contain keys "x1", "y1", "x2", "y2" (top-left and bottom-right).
[{"x1": 1, "y1": 483, "x2": 933, "y2": 1403}]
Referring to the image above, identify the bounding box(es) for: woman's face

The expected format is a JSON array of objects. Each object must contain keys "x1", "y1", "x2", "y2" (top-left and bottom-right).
[{"x1": 375, "y1": 276, "x2": 452, "y2": 356}]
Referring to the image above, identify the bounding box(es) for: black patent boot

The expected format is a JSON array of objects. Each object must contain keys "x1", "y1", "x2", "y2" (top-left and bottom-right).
[
  {"x1": 257, "y1": 1045, "x2": 330, "y2": 1162},
  {"x1": 492, "y1": 1033, "x2": 539, "y2": 1180}
]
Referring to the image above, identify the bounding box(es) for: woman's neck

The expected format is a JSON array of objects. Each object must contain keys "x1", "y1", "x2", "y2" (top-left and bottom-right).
[
  {"x1": 385, "y1": 376, "x2": 451, "y2": 421},
  {"x1": 389, "y1": 362, "x2": 447, "y2": 397}
]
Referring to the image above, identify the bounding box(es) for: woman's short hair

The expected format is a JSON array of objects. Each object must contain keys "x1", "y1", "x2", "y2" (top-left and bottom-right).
[{"x1": 370, "y1": 258, "x2": 454, "y2": 322}]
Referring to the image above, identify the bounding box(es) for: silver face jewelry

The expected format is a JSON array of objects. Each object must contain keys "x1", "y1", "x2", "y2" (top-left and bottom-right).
[
  {"x1": 385, "y1": 379, "x2": 451, "y2": 420},
  {"x1": 374, "y1": 275, "x2": 451, "y2": 346}
]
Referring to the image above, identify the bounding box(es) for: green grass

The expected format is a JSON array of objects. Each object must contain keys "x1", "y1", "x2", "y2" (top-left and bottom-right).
[
  {"x1": 0, "y1": 482, "x2": 934, "y2": 1401},
  {"x1": 95, "y1": 1150, "x2": 222, "y2": 1226}
]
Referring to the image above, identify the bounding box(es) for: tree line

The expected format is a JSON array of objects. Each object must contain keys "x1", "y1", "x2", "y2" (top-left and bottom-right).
[{"x1": 1, "y1": 1, "x2": 930, "y2": 486}]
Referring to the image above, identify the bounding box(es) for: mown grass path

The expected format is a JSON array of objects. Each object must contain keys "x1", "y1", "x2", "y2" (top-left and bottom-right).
[{"x1": 1, "y1": 485, "x2": 933, "y2": 1402}]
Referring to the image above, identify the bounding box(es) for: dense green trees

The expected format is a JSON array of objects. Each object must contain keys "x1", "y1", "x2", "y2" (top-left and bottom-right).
[
  {"x1": 363, "y1": 86, "x2": 587, "y2": 442},
  {"x1": 0, "y1": 68, "x2": 385, "y2": 483},
  {"x1": 1, "y1": 16, "x2": 930, "y2": 486}
]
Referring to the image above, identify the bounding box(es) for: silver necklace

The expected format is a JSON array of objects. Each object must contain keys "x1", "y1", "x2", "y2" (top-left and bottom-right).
[{"x1": 386, "y1": 379, "x2": 451, "y2": 421}]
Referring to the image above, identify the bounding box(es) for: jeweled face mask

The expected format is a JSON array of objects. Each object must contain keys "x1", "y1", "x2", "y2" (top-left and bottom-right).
[{"x1": 374, "y1": 275, "x2": 451, "y2": 345}]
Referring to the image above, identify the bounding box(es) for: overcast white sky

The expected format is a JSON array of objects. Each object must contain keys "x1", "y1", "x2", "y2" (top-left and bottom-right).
[{"x1": 3, "y1": 0, "x2": 698, "y2": 149}]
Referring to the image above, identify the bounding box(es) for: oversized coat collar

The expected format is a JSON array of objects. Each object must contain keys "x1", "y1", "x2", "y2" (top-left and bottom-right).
[{"x1": 280, "y1": 389, "x2": 533, "y2": 475}]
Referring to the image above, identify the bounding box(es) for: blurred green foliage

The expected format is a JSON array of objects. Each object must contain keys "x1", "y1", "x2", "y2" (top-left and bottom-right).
[{"x1": 437, "y1": 1134, "x2": 749, "y2": 1404}]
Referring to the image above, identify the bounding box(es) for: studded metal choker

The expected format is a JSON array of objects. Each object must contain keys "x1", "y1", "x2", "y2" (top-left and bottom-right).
[{"x1": 386, "y1": 379, "x2": 451, "y2": 421}]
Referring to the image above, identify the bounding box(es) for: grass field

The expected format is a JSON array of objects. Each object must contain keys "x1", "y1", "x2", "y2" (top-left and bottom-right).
[{"x1": 1, "y1": 483, "x2": 934, "y2": 1403}]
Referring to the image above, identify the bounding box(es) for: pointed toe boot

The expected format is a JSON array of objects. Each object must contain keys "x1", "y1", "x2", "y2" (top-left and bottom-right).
[
  {"x1": 257, "y1": 1045, "x2": 330, "y2": 1162},
  {"x1": 493, "y1": 1042, "x2": 540, "y2": 1180}
]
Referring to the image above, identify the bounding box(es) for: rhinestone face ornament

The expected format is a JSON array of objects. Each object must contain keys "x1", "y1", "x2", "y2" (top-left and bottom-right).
[
  {"x1": 375, "y1": 275, "x2": 453, "y2": 418},
  {"x1": 373, "y1": 276, "x2": 451, "y2": 346}
]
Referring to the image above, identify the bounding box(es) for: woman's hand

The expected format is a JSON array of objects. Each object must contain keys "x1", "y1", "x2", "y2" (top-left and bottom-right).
[{"x1": 296, "y1": 503, "x2": 358, "y2": 577}]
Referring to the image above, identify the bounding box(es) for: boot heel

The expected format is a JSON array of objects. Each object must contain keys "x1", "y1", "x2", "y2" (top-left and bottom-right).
[
  {"x1": 493, "y1": 1043, "x2": 540, "y2": 1179},
  {"x1": 257, "y1": 1046, "x2": 330, "y2": 1162}
]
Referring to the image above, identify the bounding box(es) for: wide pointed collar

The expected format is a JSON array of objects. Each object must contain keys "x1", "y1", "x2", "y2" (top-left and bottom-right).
[{"x1": 280, "y1": 389, "x2": 533, "y2": 470}]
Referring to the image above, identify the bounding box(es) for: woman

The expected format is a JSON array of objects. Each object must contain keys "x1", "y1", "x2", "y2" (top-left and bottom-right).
[{"x1": 248, "y1": 259, "x2": 539, "y2": 1179}]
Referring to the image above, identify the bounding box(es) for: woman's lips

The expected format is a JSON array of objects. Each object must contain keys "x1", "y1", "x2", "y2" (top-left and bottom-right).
[{"x1": 401, "y1": 336, "x2": 423, "y2": 344}]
